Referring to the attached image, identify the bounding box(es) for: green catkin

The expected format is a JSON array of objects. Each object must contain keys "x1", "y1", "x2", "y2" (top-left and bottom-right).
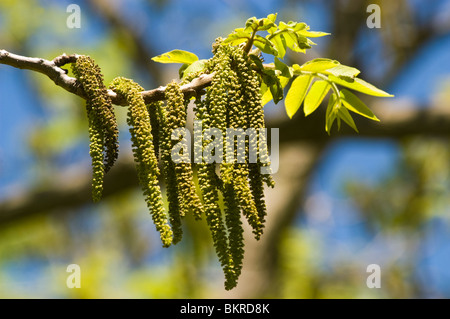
[
  {"x1": 220, "y1": 54, "x2": 246, "y2": 287},
  {"x1": 163, "y1": 81, "x2": 204, "y2": 243},
  {"x1": 146, "y1": 101, "x2": 163, "y2": 159},
  {"x1": 223, "y1": 183, "x2": 244, "y2": 290},
  {"x1": 72, "y1": 55, "x2": 119, "y2": 174},
  {"x1": 242, "y1": 52, "x2": 274, "y2": 188},
  {"x1": 109, "y1": 77, "x2": 172, "y2": 248},
  {"x1": 241, "y1": 52, "x2": 272, "y2": 228},
  {"x1": 91, "y1": 62, "x2": 119, "y2": 174},
  {"x1": 72, "y1": 55, "x2": 119, "y2": 201},
  {"x1": 225, "y1": 46, "x2": 264, "y2": 239},
  {"x1": 194, "y1": 94, "x2": 232, "y2": 288},
  {"x1": 85, "y1": 100, "x2": 104, "y2": 202},
  {"x1": 248, "y1": 163, "x2": 267, "y2": 228},
  {"x1": 208, "y1": 45, "x2": 245, "y2": 288},
  {"x1": 231, "y1": 49, "x2": 273, "y2": 234},
  {"x1": 160, "y1": 83, "x2": 183, "y2": 243},
  {"x1": 157, "y1": 101, "x2": 182, "y2": 243},
  {"x1": 200, "y1": 42, "x2": 265, "y2": 288}
]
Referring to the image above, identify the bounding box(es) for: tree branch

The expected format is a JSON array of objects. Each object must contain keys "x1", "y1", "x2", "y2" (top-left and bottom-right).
[
  {"x1": 274, "y1": 101, "x2": 450, "y2": 143},
  {"x1": 2, "y1": 101, "x2": 450, "y2": 226},
  {"x1": 0, "y1": 157, "x2": 139, "y2": 227},
  {"x1": 0, "y1": 49, "x2": 214, "y2": 106}
]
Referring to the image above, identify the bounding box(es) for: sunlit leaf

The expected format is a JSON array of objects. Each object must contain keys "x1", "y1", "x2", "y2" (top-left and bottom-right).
[
  {"x1": 337, "y1": 105, "x2": 359, "y2": 132},
  {"x1": 181, "y1": 59, "x2": 207, "y2": 79},
  {"x1": 340, "y1": 89, "x2": 379, "y2": 121},
  {"x1": 325, "y1": 93, "x2": 338, "y2": 134},
  {"x1": 257, "y1": 17, "x2": 276, "y2": 31},
  {"x1": 304, "y1": 80, "x2": 330, "y2": 116},
  {"x1": 261, "y1": 76, "x2": 290, "y2": 106},
  {"x1": 292, "y1": 22, "x2": 307, "y2": 32},
  {"x1": 223, "y1": 28, "x2": 251, "y2": 45},
  {"x1": 274, "y1": 57, "x2": 293, "y2": 78},
  {"x1": 267, "y1": 13, "x2": 277, "y2": 23},
  {"x1": 283, "y1": 32, "x2": 306, "y2": 53},
  {"x1": 325, "y1": 65, "x2": 360, "y2": 79},
  {"x1": 299, "y1": 58, "x2": 340, "y2": 72},
  {"x1": 253, "y1": 35, "x2": 278, "y2": 55},
  {"x1": 298, "y1": 30, "x2": 330, "y2": 38},
  {"x1": 152, "y1": 49, "x2": 198, "y2": 64},
  {"x1": 330, "y1": 75, "x2": 393, "y2": 97},
  {"x1": 270, "y1": 33, "x2": 287, "y2": 58},
  {"x1": 285, "y1": 74, "x2": 312, "y2": 118},
  {"x1": 245, "y1": 17, "x2": 258, "y2": 31},
  {"x1": 278, "y1": 21, "x2": 289, "y2": 30}
]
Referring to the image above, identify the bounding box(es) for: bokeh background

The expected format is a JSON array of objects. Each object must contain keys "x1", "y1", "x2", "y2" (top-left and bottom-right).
[{"x1": 1, "y1": 0, "x2": 450, "y2": 298}]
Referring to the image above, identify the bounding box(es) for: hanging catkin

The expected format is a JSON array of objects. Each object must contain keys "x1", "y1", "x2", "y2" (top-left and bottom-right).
[
  {"x1": 74, "y1": 39, "x2": 273, "y2": 291},
  {"x1": 72, "y1": 55, "x2": 119, "y2": 201},
  {"x1": 195, "y1": 94, "x2": 231, "y2": 286},
  {"x1": 146, "y1": 101, "x2": 163, "y2": 159},
  {"x1": 162, "y1": 81, "x2": 204, "y2": 243},
  {"x1": 109, "y1": 77, "x2": 173, "y2": 248}
]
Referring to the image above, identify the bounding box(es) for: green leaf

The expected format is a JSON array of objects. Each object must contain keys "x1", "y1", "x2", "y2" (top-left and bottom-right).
[
  {"x1": 291, "y1": 63, "x2": 302, "y2": 73},
  {"x1": 304, "y1": 80, "x2": 330, "y2": 116},
  {"x1": 245, "y1": 17, "x2": 258, "y2": 31},
  {"x1": 285, "y1": 74, "x2": 312, "y2": 118},
  {"x1": 329, "y1": 75, "x2": 393, "y2": 97},
  {"x1": 178, "y1": 63, "x2": 189, "y2": 78},
  {"x1": 325, "y1": 65, "x2": 360, "y2": 79},
  {"x1": 325, "y1": 93, "x2": 338, "y2": 134},
  {"x1": 270, "y1": 33, "x2": 287, "y2": 58},
  {"x1": 223, "y1": 28, "x2": 251, "y2": 45},
  {"x1": 257, "y1": 18, "x2": 276, "y2": 31},
  {"x1": 269, "y1": 77, "x2": 283, "y2": 104},
  {"x1": 340, "y1": 89, "x2": 379, "y2": 121},
  {"x1": 298, "y1": 30, "x2": 330, "y2": 38},
  {"x1": 337, "y1": 105, "x2": 358, "y2": 132},
  {"x1": 299, "y1": 58, "x2": 340, "y2": 72},
  {"x1": 262, "y1": 70, "x2": 281, "y2": 103},
  {"x1": 307, "y1": 38, "x2": 317, "y2": 46},
  {"x1": 260, "y1": 81, "x2": 270, "y2": 104},
  {"x1": 181, "y1": 59, "x2": 207, "y2": 79},
  {"x1": 152, "y1": 49, "x2": 198, "y2": 64},
  {"x1": 267, "y1": 13, "x2": 277, "y2": 23},
  {"x1": 284, "y1": 32, "x2": 307, "y2": 53},
  {"x1": 261, "y1": 76, "x2": 290, "y2": 106},
  {"x1": 278, "y1": 21, "x2": 289, "y2": 30},
  {"x1": 295, "y1": 34, "x2": 312, "y2": 50},
  {"x1": 248, "y1": 54, "x2": 264, "y2": 71},
  {"x1": 274, "y1": 57, "x2": 293, "y2": 78},
  {"x1": 326, "y1": 93, "x2": 336, "y2": 119},
  {"x1": 253, "y1": 35, "x2": 278, "y2": 55},
  {"x1": 292, "y1": 22, "x2": 307, "y2": 32}
]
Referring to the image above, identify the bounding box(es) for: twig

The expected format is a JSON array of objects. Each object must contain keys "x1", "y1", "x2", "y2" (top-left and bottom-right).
[{"x1": 0, "y1": 49, "x2": 214, "y2": 106}]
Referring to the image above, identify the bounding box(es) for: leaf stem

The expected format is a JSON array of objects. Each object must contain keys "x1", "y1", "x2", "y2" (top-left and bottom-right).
[{"x1": 243, "y1": 27, "x2": 258, "y2": 54}]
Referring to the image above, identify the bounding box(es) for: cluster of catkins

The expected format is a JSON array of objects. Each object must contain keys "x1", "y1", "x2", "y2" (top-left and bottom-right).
[{"x1": 72, "y1": 41, "x2": 273, "y2": 290}]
